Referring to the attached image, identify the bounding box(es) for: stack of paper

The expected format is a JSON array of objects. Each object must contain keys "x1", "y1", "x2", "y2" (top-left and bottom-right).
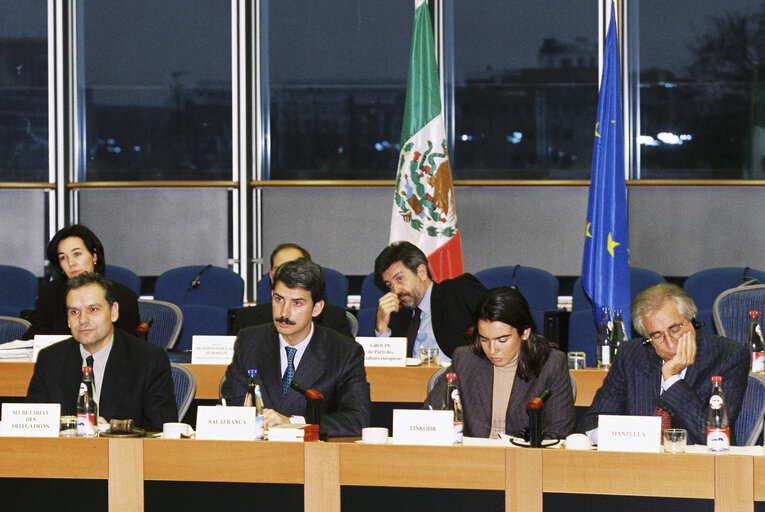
[
  {"x1": 267, "y1": 424, "x2": 319, "y2": 442},
  {"x1": 0, "y1": 339, "x2": 33, "y2": 360}
]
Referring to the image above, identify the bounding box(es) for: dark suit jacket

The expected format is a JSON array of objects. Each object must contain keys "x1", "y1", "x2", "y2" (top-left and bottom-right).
[
  {"x1": 221, "y1": 323, "x2": 371, "y2": 437},
  {"x1": 425, "y1": 346, "x2": 575, "y2": 438},
  {"x1": 23, "y1": 278, "x2": 140, "y2": 340},
  {"x1": 26, "y1": 329, "x2": 177, "y2": 431},
  {"x1": 578, "y1": 331, "x2": 749, "y2": 444},
  {"x1": 388, "y1": 274, "x2": 486, "y2": 358},
  {"x1": 228, "y1": 303, "x2": 352, "y2": 338}
]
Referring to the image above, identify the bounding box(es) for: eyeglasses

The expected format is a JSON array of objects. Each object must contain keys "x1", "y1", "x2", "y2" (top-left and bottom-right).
[{"x1": 646, "y1": 320, "x2": 687, "y2": 345}]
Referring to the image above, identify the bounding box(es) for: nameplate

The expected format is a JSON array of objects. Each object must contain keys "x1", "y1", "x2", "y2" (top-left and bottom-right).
[
  {"x1": 597, "y1": 414, "x2": 661, "y2": 452},
  {"x1": 356, "y1": 336, "x2": 406, "y2": 367},
  {"x1": 191, "y1": 336, "x2": 236, "y2": 364},
  {"x1": 392, "y1": 409, "x2": 454, "y2": 446},
  {"x1": 32, "y1": 335, "x2": 70, "y2": 362},
  {"x1": 195, "y1": 405, "x2": 259, "y2": 440},
  {"x1": 0, "y1": 403, "x2": 61, "y2": 437}
]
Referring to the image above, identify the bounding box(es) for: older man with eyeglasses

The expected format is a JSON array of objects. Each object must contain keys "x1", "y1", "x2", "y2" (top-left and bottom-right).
[{"x1": 578, "y1": 283, "x2": 748, "y2": 445}]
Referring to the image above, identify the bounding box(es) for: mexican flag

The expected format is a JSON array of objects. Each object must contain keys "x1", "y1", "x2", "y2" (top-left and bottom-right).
[{"x1": 389, "y1": 0, "x2": 463, "y2": 282}]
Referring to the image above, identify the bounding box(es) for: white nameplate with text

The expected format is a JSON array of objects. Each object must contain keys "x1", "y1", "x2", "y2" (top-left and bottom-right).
[
  {"x1": 0, "y1": 403, "x2": 60, "y2": 437},
  {"x1": 191, "y1": 336, "x2": 236, "y2": 365},
  {"x1": 597, "y1": 414, "x2": 661, "y2": 452},
  {"x1": 195, "y1": 405, "x2": 258, "y2": 440},
  {"x1": 32, "y1": 335, "x2": 70, "y2": 362},
  {"x1": 392, "y1": 409, "x2": 454, "y2": 446},
  {"x1": 356, "y1": 337, "x2": 407, "y2": 367}
]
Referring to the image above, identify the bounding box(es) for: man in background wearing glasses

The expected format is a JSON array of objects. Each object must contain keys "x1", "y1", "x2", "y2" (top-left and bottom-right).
[{"x1": 578, "y1": 283, "x2": 748, "y2": 445}]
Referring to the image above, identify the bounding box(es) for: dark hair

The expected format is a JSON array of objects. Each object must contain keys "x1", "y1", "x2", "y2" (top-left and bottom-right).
[
  {"x1": 65, "y1": 272, "x2": 116, "y2": 305},
  {"x1": 273, "y1": 258, "x2": 326, "y2": 304},
  {"x1": 374, "y1": 241, "x2": 431, "y2": 287},
  {"x1": 468, "y1": 287, "x2": 552, "y2": 381},
  {"x1": 270, "y1": 243, "x2": 311, "y2": 268},
  {"x1": 47, "y1": 224, "x2": 106, "y2": 280}
]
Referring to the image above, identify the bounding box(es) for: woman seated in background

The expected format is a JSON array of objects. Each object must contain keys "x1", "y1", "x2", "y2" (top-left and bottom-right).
[
  {"x1": 23, "y1": 224, "x2": 140, "y2": 339},
  {"x1": 425, "y1": 286, "x2": 575, "y2": 439}
]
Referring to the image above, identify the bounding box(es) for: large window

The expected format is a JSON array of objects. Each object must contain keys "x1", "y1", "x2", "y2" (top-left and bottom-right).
[
  {"x1": 636, "y1": 0, "x2": 765, "y2": 179},
  {"x1": 0, "y1": 1, "x2": 48, "y2": 182},
  {"x1": 265, "y1": 0, "x2": 411, "y2": 179},
  {"x1": 451, "y1": 0, "x2": 598, "y2": 179},
  {"x1": 78, "y1": 0, "x2": 232, "y2": 181}
]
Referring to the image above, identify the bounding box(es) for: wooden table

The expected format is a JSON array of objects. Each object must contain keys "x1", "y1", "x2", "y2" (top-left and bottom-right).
[
  {"x1": 0, "y1": 361, "x2": 607, "y2": 405},
  {"x1": 0, "y1": 436, "x2": 758, "y2": 512}
]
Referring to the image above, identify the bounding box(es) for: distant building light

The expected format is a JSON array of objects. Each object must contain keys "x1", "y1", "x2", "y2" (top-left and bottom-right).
[
  {"x1": 505, "y1": 132, "x2": 523, "y2": 144},
  {"x1": 637, "y1": 135, "x2": 658, "y2": 146},
  {"x1": 460, "y1": 134, "x2": 473, "y2": 142},
  {"x1": 657, "y1": 132, "x2": 681, "y2": 145}
]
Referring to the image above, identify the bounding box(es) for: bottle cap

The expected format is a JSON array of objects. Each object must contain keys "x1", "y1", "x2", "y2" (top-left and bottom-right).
[
  {"x1": 711, "y1": 375, "x2": 722, "y2": 385},
  {"x1": 81, "y1": 366, "x2": 93, "y2": 374},
  {"x1": 446, "y1": 372, "x2": 457, "y2": 381},
  {"x1": 750, "y1": 311, "x2": 760, "y2": 318},
  {"x1": 247, "y1": 369, "x2": 258, "y2": 377}
]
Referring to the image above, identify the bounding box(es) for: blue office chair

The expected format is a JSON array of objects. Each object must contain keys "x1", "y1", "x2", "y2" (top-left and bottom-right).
[
  {"x1": 345, "y1": 310, "x2": 359, "y2": 338},
  {"x1": 170, "y1": 363, "x2": 197, "y2": 422},
  {"x1": 475, "y1": 265, "x2": 559, "y2": 330},
  {"x1": 137, "y1": 299, "x2": 183, "y2": 349},
  {"x1": 256, "y1": 266, "x2": 349, "y2": 309},
  {"x1": 734, "y1": 373, "x2": 765, "y2": 446},
  {"x1": 155, "y1": 265, "x2": 244, "y2": 309},
  {"x1": 104, "y1": 264, "x2": 141, "y2": 296},
  {"x1": 176, "y1": 304, "x2": 229, "y2": 350},
  {"x1": 0, "y1": 265, "x2": 38, "y2": 318},
  {"x1": 360, "y1": 272, "x2": 386, "y2": 311},
  {"x1": 685, "y1": 267, "x2": 765, "y2": 334},
  {"x1": 356, "y1": 307, "x2": 378, "y2": 337},
  {"x1": 571, "y1": 267, "x2": 666, "y2": 312},
  {"x1": 713, "y1": 283, "x2": 765, "y2": 346},
  {"x1": 566, "y1": 309, "x2": 598, "y2": 368},
  {"x1": 0, "y1": 316, "x2": 31, "y2": 344}
]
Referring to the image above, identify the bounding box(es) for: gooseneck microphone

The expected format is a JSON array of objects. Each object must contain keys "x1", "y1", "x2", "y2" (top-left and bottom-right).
[
  {"x1": 289, "y1": 380, "x2": 323, "y2": 426},
  {"x1": 527, "y1": 388, "x2": 552, "y2": 448},
  {"x1": 189, "y1": 264, "x2": 213, "y2": 289},
  {"x1": 526, "y1": 388, "x2": 552, "y2": 411},
  {"x1": 289, "y1": 380, "x2": 324, "y2": 400}
]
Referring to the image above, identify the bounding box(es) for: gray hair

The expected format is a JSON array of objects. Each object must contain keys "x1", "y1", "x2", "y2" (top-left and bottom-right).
[{"x1": 630, "y1": 283, "x2": 697, "y2": 337}]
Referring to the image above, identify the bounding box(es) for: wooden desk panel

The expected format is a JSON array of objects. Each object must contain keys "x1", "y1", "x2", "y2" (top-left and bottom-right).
[
  {"x1": 0, "y1": 361, "x2": 34, "y2": 397},
  {"x1": 0, "y1": 436, "x2": 108, "y2": 479}
]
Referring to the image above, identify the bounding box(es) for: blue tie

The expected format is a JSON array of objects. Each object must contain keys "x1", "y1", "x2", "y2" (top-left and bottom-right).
[{"x1": 282, "y1": 346, "x2": 297, "y2": 396}]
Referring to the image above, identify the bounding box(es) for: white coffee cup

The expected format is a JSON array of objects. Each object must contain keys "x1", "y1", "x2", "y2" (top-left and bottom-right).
[
  {"x1": 163, "y1": 422, "x2": 191, "y2": 439},
  {"x1": 361, "y1": 427, "x2": 388, "y2": 444}
]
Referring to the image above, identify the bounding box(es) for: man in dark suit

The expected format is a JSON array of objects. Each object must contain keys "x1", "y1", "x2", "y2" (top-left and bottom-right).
[
  {"x1": 26, "y1": 272, "x2": 177, "y2": 431},
  {"x1": 228, "y1": 243, "x2": 352, "y2": 338},
  {"x1": 579, "y1": 283, "x2": 749, "y2": 445},
  {"x1": 221, "y1": 259, "x2": 370, "y2": 437},
  {"x1": 374, "y1": 241, "x2": 486, "y2": 361}
]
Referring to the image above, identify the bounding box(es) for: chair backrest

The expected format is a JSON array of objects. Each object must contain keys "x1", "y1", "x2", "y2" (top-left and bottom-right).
[
  {"x1": 360, "y1": 272, "x2": 386, "y2": 311},
  {"x1": 734, "y1": 373, "x2": 765, "y2": 446},
  {"x1": 713, "y1": 283, "x2": 765, "y2": 345},
  {"x1": 356, "y1": 307, "x2": 377, "y2": 337},
  {"x1": 475, "y1": 265, "x2": 559, "y2": 312},
  {"x1": 345, "y1": 310, "x2": 359, "y2": 338},
  {"x1": 170, "y1": 363, "x2": 197, "y2": 422},
  {"x1": 177, "y1": 304, "x2": 229, "y2": 350},
  {"x1": 0, "y1": 316, "x2": 32, "y2": 344},
  {"x1": 0, "y1": 265, "x2": 38, "y2": 314},
  {"x1": 571, "y1": 267, "x2": 666, "y2": 312},
  {"x1": 427, "y1": 366, "x2": 448, "y2": 395},
  {"x1": 155, "y1": 265, "x2": 244, "y2": 309},
  {"x1": 256, "y1": 266, "x2": 350, "y2": 309},
  {"x1": 567, "y1": 309, "x2": 598, "y2": 368},
  {"x1": 686, "y1": 267, "x2": 765, "y2": 335},
  {"x1": 104, "y1": 264, "x2": 141, "y2": 296},
  {"x1": 137, "y1": 299, "x2": 183, "y2": 349}
]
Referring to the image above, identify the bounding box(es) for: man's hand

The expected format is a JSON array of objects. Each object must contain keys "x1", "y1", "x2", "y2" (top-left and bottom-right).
[
  {"x1": 263, "y1": 408, "x2": 290, "y2": 429},
  {"x1": 662, "y1": 330, "x2": 697, "y2": 381},
  {"x1": 375, "y1": 292, "x2": 401, "y2": 334}
]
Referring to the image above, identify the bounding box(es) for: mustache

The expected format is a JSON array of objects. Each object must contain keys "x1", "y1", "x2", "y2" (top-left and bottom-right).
[{"x1": 275, "y1": 316, "x2": 296, "y2": 325}]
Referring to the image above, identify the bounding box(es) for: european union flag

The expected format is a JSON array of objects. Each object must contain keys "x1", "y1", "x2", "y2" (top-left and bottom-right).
[{"x1": 582, "y1": 0, "x2": 631, "y2": 334}]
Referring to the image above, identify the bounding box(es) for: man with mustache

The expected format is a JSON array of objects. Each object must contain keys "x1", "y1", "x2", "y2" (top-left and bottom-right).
[
  {"x1": 374, "y1": 241, "x2": 486, "y2": 363},
  {"x1": 221, "y1": 258, "x2": 370, "y2": 437}
]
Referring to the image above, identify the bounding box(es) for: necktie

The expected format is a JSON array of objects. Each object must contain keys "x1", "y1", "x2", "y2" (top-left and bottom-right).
[
  {"x1": 406, "y1": 307, "x2": 422, "y2": 358},
  {"x1": 86, "y1": 355, "x2": 94, "y2": 380},
  {"x1": 654, "y1": 406, "x2": 672, "y2": 431},
  {"x1": 282, "y1": 346, "x2": 297, "y2": 396}
]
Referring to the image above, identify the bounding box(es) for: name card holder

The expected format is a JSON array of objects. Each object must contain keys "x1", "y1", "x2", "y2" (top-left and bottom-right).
[
  {"x1": 356, "y1": 336, "x2": 407, "y2": 367},
  {"x1": 196, "y1": 405, "x2": 260, "y2": 440},
  {"x1": 191, "y1": 335, "x2": 237, "y2": 365},
  {"x1": 597, "y1": 414, "x2": 661, "y2": 452},
  {"x1": 0, "y1": 403, "x2": 61, "y2": 437},
  {"x1": 392, "y1": 409, "x2": 454, "y2": 446}
]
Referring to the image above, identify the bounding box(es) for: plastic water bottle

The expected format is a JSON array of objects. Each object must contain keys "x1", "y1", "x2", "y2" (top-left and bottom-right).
[
  {"x1": 76, "y1": 366, "x2": 98, "y2": 437},
  {"x1": 706, "y1": 375, "x2": 729, "y2": 453},
  {"x1": 244, "y1": 369, "x2": 265, "y2": 439}
]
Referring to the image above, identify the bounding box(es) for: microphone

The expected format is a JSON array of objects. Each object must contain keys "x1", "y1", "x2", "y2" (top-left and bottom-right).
[
  {"x1": 526, "y1": 388, "x2": 551, "y2": 411},
  {"x1": 189, "y1": 264, "x2": 213, "y2": 288},
  {"x1": 289, "y1": 380, "x2": 323, "y2": 426},
  {"x1": 136, "y1": 316, "x2": 153, "y2": 339},
  {"x1": 289, "y1": 380, "x2": 324, "y2": 400}
]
